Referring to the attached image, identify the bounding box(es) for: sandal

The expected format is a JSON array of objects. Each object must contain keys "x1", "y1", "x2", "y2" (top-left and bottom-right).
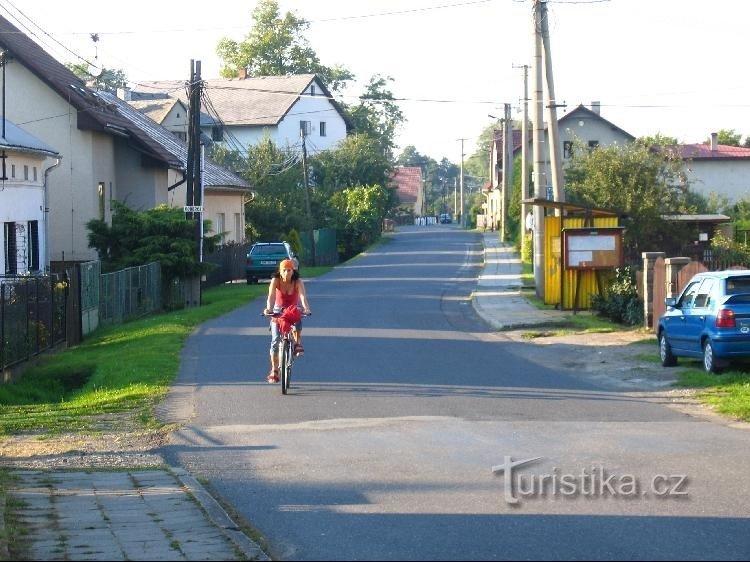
[
  {"x1": 266, "y1": 369, "x2": 279, "y2": 384},
  {"x1": 294, "y1": 343, "x2": 305, "y2": 357}
]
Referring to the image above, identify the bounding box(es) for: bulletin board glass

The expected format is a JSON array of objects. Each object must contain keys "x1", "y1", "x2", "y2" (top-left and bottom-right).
[{"x1": 563, "y1": 227, "x2": 624, "y2": 270}]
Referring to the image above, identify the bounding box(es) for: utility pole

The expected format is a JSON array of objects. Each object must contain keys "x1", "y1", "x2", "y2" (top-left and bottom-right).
[
  {"x1": 300, "y1": 127, "x2": 316, "y2": 266},
  {"x1": 513, "y1": 63, "x2": 530, "y2": 229},
  {"x1": 185, "y1": 59, "x2": 203, "y2": 306},
  {"x1": 459, "y1": 138, "x2": 466, "y2": 228},
  {"x1": 501, "y1": 102, "x2": 513, "y2": 242},
  {"x1": 539, "y1": 0, "x2": 565, "y2": 206},
  {"x1": 532, "y1": 1, "x2": 546, "y2": 298}
]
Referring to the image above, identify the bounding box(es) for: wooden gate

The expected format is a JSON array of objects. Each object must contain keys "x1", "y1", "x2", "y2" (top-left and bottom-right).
[{"x1": 677, "y1": 261, "x2": 708, "y2": 294}]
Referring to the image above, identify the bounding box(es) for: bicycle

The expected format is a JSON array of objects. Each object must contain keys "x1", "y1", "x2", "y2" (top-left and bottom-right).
[{"x1": 262, "y1": 310, "x2": 310, "y2": 395}]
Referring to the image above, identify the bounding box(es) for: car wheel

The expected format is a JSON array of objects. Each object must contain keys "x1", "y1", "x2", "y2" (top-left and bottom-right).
[
  {"x1": 659, "y1": 332, "x2": 677, "y2": 367},
  {"x1": 703, "y1": 339, "x2": 723, "y2": 373}
]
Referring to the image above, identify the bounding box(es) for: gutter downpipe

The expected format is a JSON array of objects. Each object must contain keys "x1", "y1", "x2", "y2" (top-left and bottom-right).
[{"x1": 43, "y1": 157, "x2": 62, "y2": 273}]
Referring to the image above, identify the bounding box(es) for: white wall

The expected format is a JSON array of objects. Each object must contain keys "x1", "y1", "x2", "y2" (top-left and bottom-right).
[{"x1": 686, "y1": 159, "x2": 750, "y2": 203}]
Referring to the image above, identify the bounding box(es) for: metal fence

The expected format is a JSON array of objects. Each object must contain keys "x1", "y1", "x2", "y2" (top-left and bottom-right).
[
  {"x1": 98, "y1": 262, "x2": 163, "y2": 326},
  {"x1": 1, "y1": 275, "x2": 67, "y2": 371}
]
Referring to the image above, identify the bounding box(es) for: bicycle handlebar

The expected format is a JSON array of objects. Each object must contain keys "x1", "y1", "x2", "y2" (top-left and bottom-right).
[{"x1": 261, "y1": 311, "x2": 312, "y2": 318}]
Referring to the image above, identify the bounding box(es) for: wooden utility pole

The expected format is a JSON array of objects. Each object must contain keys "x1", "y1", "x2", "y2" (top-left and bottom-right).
[
  {"x1": 459, "y1": 138, "x2": 466, "y2": 228},
  {"x1": 539, "y1": 0, "x2": 565, "y2": 205},
  {"x1": 499, "y1": 103, "x2": 511, "y2": 242},
  {"x1": 300, "y1": 128, "x2": 316, "y2": 266},
  {"x1": 532, "y1": 1, "x2": 546, "y2": 298},
  {"x1": 185, "y1": 60, "x2": 203, "y2": 306},
  {"x1": 513, "y1": 63, "x2": 530, "y2": 229}
]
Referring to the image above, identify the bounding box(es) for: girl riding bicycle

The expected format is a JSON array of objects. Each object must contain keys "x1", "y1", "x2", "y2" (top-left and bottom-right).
[{"x1": 263, "y1": 258, "x2": 311, "y2": 384}]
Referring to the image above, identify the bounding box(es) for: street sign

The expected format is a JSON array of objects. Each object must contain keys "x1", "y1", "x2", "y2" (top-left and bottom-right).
[{"x1": 183, "y1": 206, "x2": 203, "y2": 213}]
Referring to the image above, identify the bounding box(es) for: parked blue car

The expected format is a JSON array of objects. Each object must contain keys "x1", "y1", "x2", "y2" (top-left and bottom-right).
[{"x1": 658, "y1": 270, "x2": 750, "y2": 372}]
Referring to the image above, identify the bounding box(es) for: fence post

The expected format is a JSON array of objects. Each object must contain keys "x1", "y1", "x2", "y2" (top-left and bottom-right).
[{"x1": 641, "y1": 251, "x2": 665, "y2": 330}]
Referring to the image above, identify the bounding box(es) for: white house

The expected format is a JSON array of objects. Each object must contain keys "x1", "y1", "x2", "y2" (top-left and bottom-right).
[
  {"x1": 132, "y1": 74, "x2": 352, "y2": 155},
  {"x1": 0, "y1": 120, "x2": 60, "y2": 274}
]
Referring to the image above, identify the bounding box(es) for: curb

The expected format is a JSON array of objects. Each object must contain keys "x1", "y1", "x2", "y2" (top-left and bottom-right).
[{"x1": 171, "y1": 467, "x2": 271, "y2": 561}]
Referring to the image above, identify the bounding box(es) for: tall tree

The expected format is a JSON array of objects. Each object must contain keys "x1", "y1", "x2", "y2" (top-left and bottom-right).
[
  {"x1": 345, "y1": 75, "x2": 405, "y2": 160},
  {"x1": 216, "y1": 0, "x2": 353, "y2": 91},
  {"x1": 709, "y1": 129, "x2": 742, "y2": 147}
]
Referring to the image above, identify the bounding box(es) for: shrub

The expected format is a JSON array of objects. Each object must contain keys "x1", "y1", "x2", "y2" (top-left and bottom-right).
[{"x1": 591, "y1": 266, "x2": 643, "y2": 326}]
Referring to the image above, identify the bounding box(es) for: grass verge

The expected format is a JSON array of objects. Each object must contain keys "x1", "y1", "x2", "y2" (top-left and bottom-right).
[
  {"x1": 0, "y1": 269, "x2": 331, "y2": 438},
  {"x1": 675, "y1": 366, "x2": 750, "y2": 421}
]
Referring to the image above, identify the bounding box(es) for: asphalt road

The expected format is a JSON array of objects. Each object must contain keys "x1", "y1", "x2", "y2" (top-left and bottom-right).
[{"x1": 162, "y1": 226, "x2": 750, "y2": 560}]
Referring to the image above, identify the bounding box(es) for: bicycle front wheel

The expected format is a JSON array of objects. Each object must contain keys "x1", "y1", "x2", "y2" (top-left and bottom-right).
[{"x1": 280, "y1": 339, "x2": 292, "y2": 394}]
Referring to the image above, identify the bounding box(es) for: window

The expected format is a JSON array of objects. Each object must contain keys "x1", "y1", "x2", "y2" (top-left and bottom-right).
[
  {"x1": 678, "y1": 281, "x2": 701, "y2": 308},
  {"x1": 4, "y1": 222, "x2": 16, "y2": 274},
  {"x1": 175, "y1": 131, "x2": 187, "y2": 141},
  {"x1": 98, "y1": 182, "x2": 105, "y2": 220},
  {"x1": 588, "y1": 140, "x2": 599, "y2": 151},
  {"x1": 216, "y1": 213, "x2": 226, "y2": 244},
  {"x1": 319, "y1": 121, "x2": 327, "y2": 137},
  {"x1": 24, "y1": 165, "x2": 29, "y2": 180},
  {"x1": 11, "y1": 164, "x2": 15, "y2": 178},
  {"x1": 234, "y1": 213, "x2": 242, "y2": 242},
  {"x1": 27, "y1": 220, "x2": 39, "y2": 271},
  {"x1": 310, "y1": 85, "x2": 316, "y2": 96},
  {"x1": 563, "y1": 141, "x2": 574, "y2": 159},
  {"x1": 299, "y1": 120, "x2": 311, "y2": 136},
  {"x1": 211, "y1": 125, "x2": 224, "y2": 142},
  {"x1": 33, "y1": 167, "x2": 38, "y2": 181}
]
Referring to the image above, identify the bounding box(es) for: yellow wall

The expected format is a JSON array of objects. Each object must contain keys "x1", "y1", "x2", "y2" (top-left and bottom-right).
[{"x1": 544, "y1": 215, "x2": 620, "y2": 309}]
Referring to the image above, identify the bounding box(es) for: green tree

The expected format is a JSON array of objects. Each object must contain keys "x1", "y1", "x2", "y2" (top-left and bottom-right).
[
  {"x1": 312, "y1": 134, "x2": 393, "y2": 192},
  {"x1": 710, "y1": 129, "x2": 742, "y2": 147},
  {"x1": 86, "y1": 202, "x2": 219, "y2": 281},
  {"x1": 565, "y1": 139, "x2": 695, "y2": 262},
  {"x1": 344, "y1": 75, "x2": 405, "y2": 159},
  {"x1": 65, "y1": 62, "x2": 127, "y2": 92},
  {"x1": 328, "y1": 184, "x2": 395, "y2": 259},
  {"x1": 216, "y1": 0, "x2": 353, "y2": 91},
  {"x1": 635, "y1": 133, "x2": 680, "y2": 147}
]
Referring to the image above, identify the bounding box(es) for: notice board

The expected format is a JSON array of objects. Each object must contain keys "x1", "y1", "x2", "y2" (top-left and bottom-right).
[{"x1": 563, "y1": 227, "x2": 624, "y2": 270}]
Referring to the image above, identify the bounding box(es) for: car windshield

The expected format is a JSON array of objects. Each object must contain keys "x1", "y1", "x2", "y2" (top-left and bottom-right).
[
  {"x1": 724, "y1": 276, "x2": 750, "y2": 294},
  {"x1": 251, "y1": 244, "x2": 286, "y2": 256}
]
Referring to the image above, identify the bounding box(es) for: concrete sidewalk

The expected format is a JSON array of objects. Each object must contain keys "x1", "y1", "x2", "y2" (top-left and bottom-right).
[
  {"x1": 471, "y1": 231, "x2": 568, "y2": 329},
  {"x1": 1, "y1": 468, "x2": 268, "y2": 561},
  {"x1": 1, "y1": 229, "x2": 557, "y2": 561}
]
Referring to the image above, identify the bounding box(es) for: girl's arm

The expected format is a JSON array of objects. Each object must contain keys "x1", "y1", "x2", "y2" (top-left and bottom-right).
[{"x1": 264, "y1": 278, "x2": 278, "y2": 313}]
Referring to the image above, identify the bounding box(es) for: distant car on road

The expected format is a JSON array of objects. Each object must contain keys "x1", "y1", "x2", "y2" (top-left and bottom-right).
[
  {"x1": 439, "y1": 213, "x2": 452, "y2": 224},
  {"x1": 657, "y1": 270, "x2": 750, "y2": 372},
  {"x1": 246, "y1": 241, "x2": 299, "y2": 284}
]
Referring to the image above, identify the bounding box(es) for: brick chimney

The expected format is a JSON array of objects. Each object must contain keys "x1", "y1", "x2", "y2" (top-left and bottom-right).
[
  {"x1": 591, "y1": 101, "x2": 600, "y2": 115},
  {"x1": 710, "y1": 132, "x2": 718, "y2": 151}
]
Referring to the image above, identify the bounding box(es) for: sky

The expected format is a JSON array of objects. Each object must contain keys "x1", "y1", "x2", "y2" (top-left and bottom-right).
[{"x1": 5, "y1": 0, "x2": 750, "y2": 163}]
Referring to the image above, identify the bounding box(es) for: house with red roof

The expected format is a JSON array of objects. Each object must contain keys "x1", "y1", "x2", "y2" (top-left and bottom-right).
[
  {"x1": 390, "y1": 167, "x2": 424, "y2": 220},
  {"x1": 672, "y1": 133, "x2": 750, "y2": 203}
]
